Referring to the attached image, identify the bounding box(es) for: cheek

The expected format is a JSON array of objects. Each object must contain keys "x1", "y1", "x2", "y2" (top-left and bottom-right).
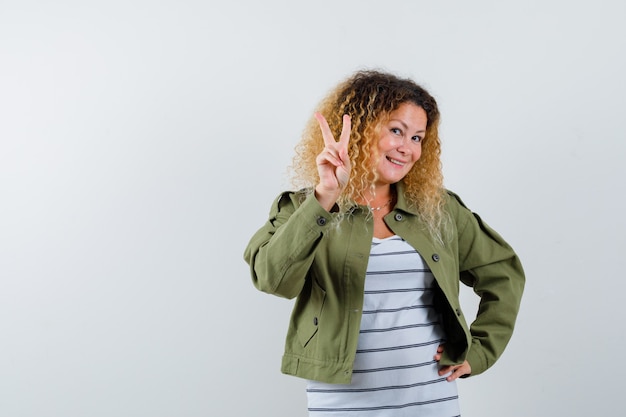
[
  {"x1": 412, "y1": 144, "x2": 422, "y2": 162},
  {"x1": 374, "y1": 140, "x2": 390, "y2": 161},
  {"x1": 376, "y1": 135, "x2": 391, "y2": 152}
]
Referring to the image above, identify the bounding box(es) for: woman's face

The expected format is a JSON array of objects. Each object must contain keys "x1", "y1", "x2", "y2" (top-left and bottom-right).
[{"x1": 373, "y1": 102, "x2": 427, "y2": 187}]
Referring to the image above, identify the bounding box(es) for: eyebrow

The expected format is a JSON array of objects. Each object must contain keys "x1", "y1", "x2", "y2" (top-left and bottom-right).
[{"x1": 390, "y1": 118, "x2": 426, "y2": 134}]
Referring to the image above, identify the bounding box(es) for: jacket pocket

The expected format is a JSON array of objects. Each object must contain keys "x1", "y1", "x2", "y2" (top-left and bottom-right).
[{"x1": 295, "y1": 279, "x2": 326, "y2": 348}]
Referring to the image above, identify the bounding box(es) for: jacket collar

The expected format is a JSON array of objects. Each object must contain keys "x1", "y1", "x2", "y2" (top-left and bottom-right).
[{"x1": 392, "y1": 181, "x2": 419, "y2": 216}]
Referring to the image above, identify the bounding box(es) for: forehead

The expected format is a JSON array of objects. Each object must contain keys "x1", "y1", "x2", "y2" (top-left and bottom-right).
[{"x1": 388, "y1": 102, "x2": 428, "y2": 127}]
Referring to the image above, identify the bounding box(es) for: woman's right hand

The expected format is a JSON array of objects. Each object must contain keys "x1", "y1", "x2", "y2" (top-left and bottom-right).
[{"x1": 314, "y1": 112, "x2": 351, "y2": 211}]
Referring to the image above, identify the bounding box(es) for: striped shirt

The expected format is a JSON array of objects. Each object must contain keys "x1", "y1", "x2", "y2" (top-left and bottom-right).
[{"x1": 306, "y1": 236, "x2": 461, "y2": 417}]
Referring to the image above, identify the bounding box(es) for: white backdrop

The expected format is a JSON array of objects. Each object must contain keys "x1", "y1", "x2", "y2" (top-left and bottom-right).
[{"x1": 1, "y1": 1, "x2": 624, "y2": 416}]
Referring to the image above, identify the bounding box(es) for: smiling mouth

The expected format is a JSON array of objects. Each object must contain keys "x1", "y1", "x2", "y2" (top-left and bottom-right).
[{"x1": 387, "y1": 156, "x2": 406, "y2": 166}]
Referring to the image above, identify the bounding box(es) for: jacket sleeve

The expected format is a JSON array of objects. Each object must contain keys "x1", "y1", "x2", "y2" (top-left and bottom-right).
[
  {"x1": 448, "y1": 191, "x2": 525, "y2": 376},
  {"x1": 243, "y1": 190, "x2": 334, "y2": 299}
]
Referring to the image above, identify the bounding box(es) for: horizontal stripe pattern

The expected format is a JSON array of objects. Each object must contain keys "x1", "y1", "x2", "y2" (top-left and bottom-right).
[{"x1": 307, "y1": 236, "x2": 460, "y2": 416}]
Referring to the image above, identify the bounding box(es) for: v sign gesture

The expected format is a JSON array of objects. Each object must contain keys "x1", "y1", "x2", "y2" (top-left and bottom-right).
[{"x1": 314, "y1": 113, "x2": 352, "y2": 211}]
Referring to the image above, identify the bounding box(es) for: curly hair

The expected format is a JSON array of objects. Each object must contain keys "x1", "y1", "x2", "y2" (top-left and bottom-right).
[{"x1": 290, "y1": 70, "x2": 447, "y2": 242}]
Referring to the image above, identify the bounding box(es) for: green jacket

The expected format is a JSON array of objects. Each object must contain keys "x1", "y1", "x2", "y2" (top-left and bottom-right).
[{"x1": 244, "y1": 183, "x2": 525, "y2": 384}]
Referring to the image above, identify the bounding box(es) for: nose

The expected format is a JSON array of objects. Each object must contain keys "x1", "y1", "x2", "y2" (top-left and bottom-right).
[{"x1": 394, "y1": 135, "x2": 410, "y2": 153}]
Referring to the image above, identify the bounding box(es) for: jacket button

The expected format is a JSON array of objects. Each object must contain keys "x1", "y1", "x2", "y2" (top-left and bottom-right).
[
  {"x1": 316, "y1": 217, "x2": 327, "y2": 226},
  {"x1": 432, "y1": 254, "x2": 440, "y2": 262},
  {"x1": 313, "y1": 317, "x2": 318, "y2": 326},
  {"x1": 394, "y1": 213, "x2": 403, "y2": 221},
  {"x1": 456, "y1": 308, "x2": 462, "y2": 316}
]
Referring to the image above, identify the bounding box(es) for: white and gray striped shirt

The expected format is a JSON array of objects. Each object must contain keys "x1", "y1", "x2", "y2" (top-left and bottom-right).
[{"x1": 307, "y1": 235, "x2": 461, "y2": 417}]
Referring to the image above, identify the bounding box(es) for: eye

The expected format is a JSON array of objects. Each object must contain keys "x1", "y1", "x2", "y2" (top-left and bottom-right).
[
  {"x1": 411, "y1": 135, "x2": 422, "y2": 143},
  {"x1": 390, "y1": 128, "x2": 402, "y2": 135}
]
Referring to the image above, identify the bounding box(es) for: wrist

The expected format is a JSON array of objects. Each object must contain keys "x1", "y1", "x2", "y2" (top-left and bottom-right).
[{"x1": 314, "y1": 185, "x2": 341, "y2": 212}]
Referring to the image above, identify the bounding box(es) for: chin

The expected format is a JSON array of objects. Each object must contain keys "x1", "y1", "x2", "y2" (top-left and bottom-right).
[{"x1": 378, "y1": 176, "x2": 404, "y2": 186}]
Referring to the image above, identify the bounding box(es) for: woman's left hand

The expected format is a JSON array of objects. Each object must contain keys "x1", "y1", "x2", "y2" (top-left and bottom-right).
[{"x1": 434, "y1": 345, "x2": 472, "y2": 381}]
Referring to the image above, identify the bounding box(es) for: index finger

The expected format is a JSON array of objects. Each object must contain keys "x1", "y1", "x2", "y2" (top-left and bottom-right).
[{"x1": 314, "y1": 112, "x2": 337, "y2": 147}]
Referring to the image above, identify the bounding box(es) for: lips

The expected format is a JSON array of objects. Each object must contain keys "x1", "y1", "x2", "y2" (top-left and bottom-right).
[{"x1": 386, "y1": 156, "x2": 406, "y2": 166}]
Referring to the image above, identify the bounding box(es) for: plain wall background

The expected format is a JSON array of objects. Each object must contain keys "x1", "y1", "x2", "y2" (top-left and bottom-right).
[{"x1": 1, "y1": 0, "x2": 625, "y2": 416}]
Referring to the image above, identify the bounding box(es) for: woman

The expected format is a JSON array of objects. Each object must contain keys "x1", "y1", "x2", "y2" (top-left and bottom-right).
[{"x1": 244, "y1": 70, "x2": 525, "y2": 416}]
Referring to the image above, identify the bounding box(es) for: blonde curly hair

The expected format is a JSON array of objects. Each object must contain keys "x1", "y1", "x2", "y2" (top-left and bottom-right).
[{"x1": 290, "y1": 70, "x2": 446, "y2": 241}]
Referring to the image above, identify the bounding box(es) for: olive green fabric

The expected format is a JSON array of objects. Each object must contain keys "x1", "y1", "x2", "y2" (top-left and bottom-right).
[{"x1": 244, "y1": 183, "x2": 525, "y2": 384}]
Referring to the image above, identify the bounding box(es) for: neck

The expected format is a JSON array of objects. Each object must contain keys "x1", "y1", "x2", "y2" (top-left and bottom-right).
[{"x1": 358, "y1": 185, "x2": 394, "y2": 207}]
